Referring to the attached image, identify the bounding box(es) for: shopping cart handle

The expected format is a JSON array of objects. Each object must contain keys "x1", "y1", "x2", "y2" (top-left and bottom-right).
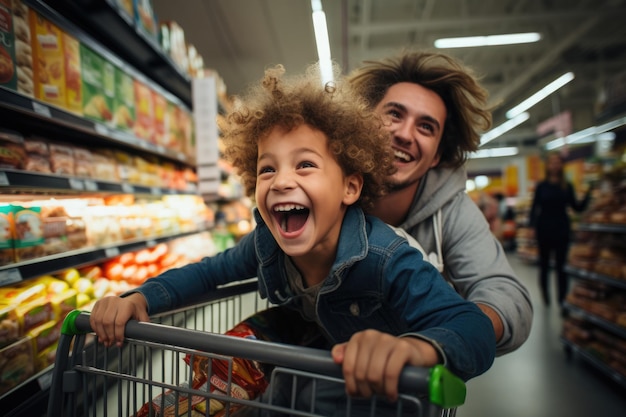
[{"x1": 61, "y1": 310, "x2": 465, "y2": 408}]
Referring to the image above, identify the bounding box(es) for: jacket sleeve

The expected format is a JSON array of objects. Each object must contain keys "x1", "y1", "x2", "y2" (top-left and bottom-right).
[
  {"x1": 441, "y1": 192, "x2": 533, "y2": 356},
  {"x1": 132, "y1": 231, "x2": 259, "y2": 315},
  {"x1": 566, "y1": 182, "x2": 591, "y2": 212},
  {"x1": 384, "y1": 244, "x2": 496, "y2": 381}
]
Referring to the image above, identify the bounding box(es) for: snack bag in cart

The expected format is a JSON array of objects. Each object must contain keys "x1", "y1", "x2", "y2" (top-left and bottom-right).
[{"x1": 134, "y1": 322, "x2": 268, "y2": 417}]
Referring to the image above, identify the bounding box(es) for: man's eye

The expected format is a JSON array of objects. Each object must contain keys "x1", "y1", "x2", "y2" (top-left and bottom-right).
[
  {"x1": 419, "y1": 123, "x2": 434, "y2": 133},
  {"x1": 298, "y1": 161, "x2": 316, "y2": 169},
  {"x1": 258, "y1": 166, "x2": 274, "y2": 174}
]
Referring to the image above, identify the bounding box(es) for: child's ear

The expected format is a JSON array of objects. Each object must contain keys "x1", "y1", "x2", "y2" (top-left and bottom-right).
[{"x1": 343, "y1": 173, "x2": 363, "y2": 205}]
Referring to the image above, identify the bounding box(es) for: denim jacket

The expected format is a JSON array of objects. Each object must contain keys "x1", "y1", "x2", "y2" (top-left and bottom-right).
[{"x1": 135, "y1": 206, "x2": 495, "y2": 381}]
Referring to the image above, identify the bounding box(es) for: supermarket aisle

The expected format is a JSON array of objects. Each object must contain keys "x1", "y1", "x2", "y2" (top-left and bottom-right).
[{"x1": 457, "y1": 255, "x2": 626, "y2": 417}]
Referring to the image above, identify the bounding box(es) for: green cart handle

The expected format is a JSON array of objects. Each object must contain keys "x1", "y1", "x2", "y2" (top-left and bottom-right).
[{"x1": 429, "y1": 364, "x2": 466, "y2": 408}]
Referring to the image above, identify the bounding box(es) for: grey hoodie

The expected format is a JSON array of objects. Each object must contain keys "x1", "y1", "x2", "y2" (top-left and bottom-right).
[{"x1": 393, "y1": 166, "x2": 533, "y2": 355}]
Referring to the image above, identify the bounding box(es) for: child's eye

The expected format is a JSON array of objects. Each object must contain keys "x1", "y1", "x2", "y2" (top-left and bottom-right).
[
  {"x1": 298, "y1": 161, "x2": 316, "y2": 169},
  {"x1": 258, "y1": 165, "x2": 275, "y2": 175}
]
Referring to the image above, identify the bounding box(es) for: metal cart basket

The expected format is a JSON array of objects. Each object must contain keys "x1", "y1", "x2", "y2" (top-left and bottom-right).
[{"x1": 46, "y1": 282, "x2": 466, "y2": 417}]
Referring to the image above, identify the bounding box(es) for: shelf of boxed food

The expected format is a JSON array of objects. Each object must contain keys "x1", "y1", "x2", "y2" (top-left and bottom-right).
[
  {"x1": 2, "y1": 1, "x2": 197, "y2": 166},
  {"x1": 28, "y1": 0, "x2": 193, "y2": 106},
  {"x1": 564, "y1": 302, "x2": 626, "y2": 341},
  {"x1": 565, "y1": 265, "x2": 626, "y2": 291},
  {"x1": 0, "y1": 87, "x2": 192, "y2": 165},
  {"x1": 0, "y1": 231, "x2": 223, "y2": 404},
  {"x1": 0, "y1": 194, "x2": 215, "y2": 270}
]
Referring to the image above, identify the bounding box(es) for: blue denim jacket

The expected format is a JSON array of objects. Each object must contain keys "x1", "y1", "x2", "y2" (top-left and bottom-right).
[{"x1": 135, "y1": 205, "x2": 495, "y2": 381}]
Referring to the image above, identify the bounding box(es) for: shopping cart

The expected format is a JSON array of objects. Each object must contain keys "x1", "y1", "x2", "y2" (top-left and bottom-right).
[{"x1": 46, "y1": 282, "x2": 466, "y2": 417}]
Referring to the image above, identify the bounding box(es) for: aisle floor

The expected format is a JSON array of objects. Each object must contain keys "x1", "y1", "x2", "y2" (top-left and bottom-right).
[{"x1": 457, "y1": 255, "x2": 626, "y2": 417}]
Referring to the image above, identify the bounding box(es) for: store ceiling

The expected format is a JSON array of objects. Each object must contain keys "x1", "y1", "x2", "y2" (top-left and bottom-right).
[{"x1": 152, "y1": 0, "x2": 626, "y2": 152}]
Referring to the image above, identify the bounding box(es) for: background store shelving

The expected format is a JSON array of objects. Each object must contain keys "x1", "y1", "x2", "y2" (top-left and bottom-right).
[{"x1": 0, "y1": 1, "x2": 250, "y2": 416}]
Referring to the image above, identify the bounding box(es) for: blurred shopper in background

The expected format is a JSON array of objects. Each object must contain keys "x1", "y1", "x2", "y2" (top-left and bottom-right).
[{"x1": 529, "y1": 152, "x2": 591, "y2": 309}]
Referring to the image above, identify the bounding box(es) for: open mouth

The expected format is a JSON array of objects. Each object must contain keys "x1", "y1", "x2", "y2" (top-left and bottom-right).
[
  {"x1": 393, "y1": 149, "x2": 414, "y2": 162},
  {"x1": 273, "y1": 204, "x2": 310, "y2": 233}
]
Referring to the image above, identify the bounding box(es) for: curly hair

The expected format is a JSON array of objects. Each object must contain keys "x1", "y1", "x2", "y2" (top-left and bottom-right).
[
  {"x1": 221, "y1": 64, "x2": 396, "y2": 211},
  {"x1": 347, "y1": 50, "x2": 493, "y2": 168}
]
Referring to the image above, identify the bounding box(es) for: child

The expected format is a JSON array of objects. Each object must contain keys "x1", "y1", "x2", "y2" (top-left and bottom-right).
[{"x1": 89, "y1": 64, "x2": 496, "y2": 405}]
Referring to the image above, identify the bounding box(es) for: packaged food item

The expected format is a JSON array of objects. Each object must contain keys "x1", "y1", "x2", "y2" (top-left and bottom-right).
[
  {"x1": 13, "y1": 204, "x2": 44, "y2": 262},
  {"x1": 73, "y1": 146, "x2": 94, "y2": 178},
  {"x1": 23, "y1": 147, "x2": 52, "y2": 173},
  {"x1": 112, "y1": 66, "x2": 135, "y2": 132},
  {"x1": 0, "y1": 128, "x2": 27, "y2": 169},
  {"x1": 29, "y1": 10, "x2": 67, "y2": 109},
  {"x1": 0, "y1": 205, "x2": 15, "y2": 266},
  {"x1": 0, "y1": 335, "x2": 34, "y2": 396},
  {"x1": 80, "y1": 44, "x2": 113, "y2": 123},
  {"x1": 48, "y1": 142, "x2": 75, "y2": 175},
  {"x1": 14, "y1": 296, "x2": 54, "y2": 334},
  {"x1": 27, "y1": 319, "x2": 59, "y2": 358},
  {"x1": 35, "y1": 340, "x2": 57, "y2": 372},
  {"x1": 152, "y1": 90, "x2": 166, "y2": 146},
  {"x1": 0, "y1": 0, "x2": 18, "y2": 92},
  {"x1": 0, "y1": 304, "x2": 19, "y2": 347},
  {"x1": 12, "y1": 0, "x2": 33, "y2": 97},
  {"x1": 62, "y1": 32, "x2": 82, "y2": 115},
  {"x1": 133, "y1": 0, "x2": 158, "y2": 42},
  {"x1": 133, "y1": 79, "x2": 154, "y2": 142}
]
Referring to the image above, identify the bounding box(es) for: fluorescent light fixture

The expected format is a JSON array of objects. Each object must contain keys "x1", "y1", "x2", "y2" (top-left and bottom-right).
[
  {"x1": 435, "y1": 32, "x2": 541, "y2": 49},
  {"x1": 545, "y1": 116, "x2": 626, "y2": 150},
  {"x1": 506, "y1": 72, "x2": 575, "y2": 119},
  {"x1": 311, "y1": 0, "x2": 333, "y2": 85},
  {"x1": 470, "y1": 146, "x2": 519, "y2": 159},
  {"x1": 480, "y1": 112, "x2": 530, "y2": 146}
]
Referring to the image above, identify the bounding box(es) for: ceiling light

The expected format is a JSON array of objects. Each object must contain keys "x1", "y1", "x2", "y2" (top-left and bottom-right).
[
  {"x1": 506, "y1": 72, "x2": 575, "y2": 119},
  {"x1": 545, "y1": 116, "x2": 626, "y2": 150},
  {"x1": 311, "y1": 0, "x2": 333, "y2": 85},
  {"x1": 470, "y1": 146, "x2": 519, "y2": 159},
  {"x1": 480, "y1": 112, "x2": 530, "y2": 146},
  {"x1": 434, "y1": 32, "x2": 541, "y2": 49}
]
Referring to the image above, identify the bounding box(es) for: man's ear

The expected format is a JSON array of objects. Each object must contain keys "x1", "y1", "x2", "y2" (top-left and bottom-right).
[
  {"x1": 430, "y1": 151, "x2": 442, "y2": 168},
  {"x1": 343, "y1": 173, "x2": 363, "y2": 206}
]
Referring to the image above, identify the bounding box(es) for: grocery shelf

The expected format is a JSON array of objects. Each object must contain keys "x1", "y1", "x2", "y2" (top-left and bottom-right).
[
  {"x1": 0, "y1": 87, "x2": 191, "y2": 165},
  {"x1": 566, "y1": 265, "x2": 626, "y2": 290},
  {"x1": 575, "y1": 223, "x2": 626, "y2": 234},
  {"x1": 30, "y1": 0, "x2": 192, "y2": 107},
  {"x1": 561, "y1": 337, "x2": 626, "y2": 389},
  {"x1": 0, "y1": 169, "x2": 197, "y2": 197},
  {"x1": 563, "y1": 303, "x2": 626, "y2": 340},
  {"x1": 0, "y1": 230, "x2": 203, "y2": 285}
]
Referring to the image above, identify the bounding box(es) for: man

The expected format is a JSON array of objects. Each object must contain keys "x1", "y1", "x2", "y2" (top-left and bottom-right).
[{"x1": 348, "y1": 51, "x2": 533, "y2": 355}]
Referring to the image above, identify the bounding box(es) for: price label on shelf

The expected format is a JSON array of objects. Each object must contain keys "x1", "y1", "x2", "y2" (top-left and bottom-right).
[
  {"x1": 68, "y1": 178, "x2": 85, "y2": 190},
  {"x1": 0, "y1": 268, "x2": 22, "y2": 286},
  {"x1": 146, "y1": 239, "x2": 157, "y2": 248},
  {"x1": 105, "y1": 247, "x2": 121, "y2": 258},
  {"x1": 95, "y1": 123, "x2": 109, "y2": 136},
  {"x1": 122, "y1": 183, "x2": 135, "y2": 193},
  {"x1": 150, "y1": 187, "x2": 162, "y2": 196},
  {"x1": 32, "y1": 102, "x2": 51, "y2": 118},
  {"x1": 0, "y1": 171, "x2": 8, "y2": 186},
  {"x1": 84, "y1": 180, "x2": 98, "y2": 191},
  {"x1": 37, "y1": 370, "x2": 53, "y2": 390}
]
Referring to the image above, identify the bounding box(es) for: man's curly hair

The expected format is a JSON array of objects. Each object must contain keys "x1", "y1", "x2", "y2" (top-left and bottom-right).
[
  {"x1": 221, "y1": 64, "x2": 396, "y2": 211},
  {"x1": 348, "y1": 50, "x2": 493, "y2": 168}
]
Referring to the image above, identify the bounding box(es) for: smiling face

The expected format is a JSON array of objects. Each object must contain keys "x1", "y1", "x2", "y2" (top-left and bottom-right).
[
  {"x1": 375, "y1": 82, "x2": 446, "y2": 190},
  {"x1": 255, "y1": 124, "x2": 362, "y2": 262}
]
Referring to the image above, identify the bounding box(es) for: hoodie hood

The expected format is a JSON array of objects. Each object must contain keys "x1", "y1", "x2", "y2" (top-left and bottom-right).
[{"x1": 399, "y1": 166, "x2": 467, "y2": 230}]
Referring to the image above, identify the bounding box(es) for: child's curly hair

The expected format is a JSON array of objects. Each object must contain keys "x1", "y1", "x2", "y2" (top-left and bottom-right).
[{"x1": 221, "y1": 64, "x2": 396, "y2": 211}]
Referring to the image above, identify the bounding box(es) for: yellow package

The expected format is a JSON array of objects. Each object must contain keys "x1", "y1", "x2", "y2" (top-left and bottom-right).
[
  {"x1": 0, "y1": 304, "x2": 19, "y2": 347},
  {"x1": 14, "y1": 296, "x2": 54, "y2": 335},
  {"x1": 62, "y1": 32, "x2": 82, "y2": 115},
  {"x1": 29, "y1": 10, "x2": 66, "y2": 109},
  {"x1": 27, "y1": 319, "x2": 59, "y2": 356},
  {"x1": 48, "y1": 288, "x2": 77, "y2": 322}
]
